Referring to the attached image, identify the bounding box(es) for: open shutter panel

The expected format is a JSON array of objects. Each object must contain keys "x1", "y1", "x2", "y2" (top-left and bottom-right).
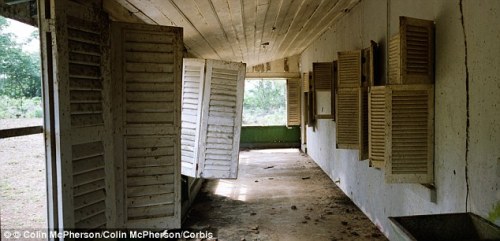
[
  {"x1": 388, "y1": 33, "x2": 401, "y2": 84},
  {"x1": 313, "y1": 62, "x2": 333, "y2": 90},
  {"x1": 336, "y1": 50, "x2": 366, "y2": 153},
  {"x1": 368, "y1": 86, "x2": 386, "y2": 168},
  {"x1": 389, "y1": 17, "x2": 435, "y2": 85},
  {"x1": 362, "y1": 41, "x2": 377, "y2": 87},
  {"x1": 39, "y1": 0, "x2": 113, "y2": 230},
  {"x1": 67, "y1": 3, "x2": 111, "y2": 230},
  {"x1": 331, "y1": 61, "x2": 338, "y2": 120},
  {"x1": 336, "y1": 88, "x2": 359, "y2": 149},
  {"x1": 181, "y1": 59, "x2": 205, "y2": 177},
  {"x1": 198, "y1": 60, "x2": 246, "y2": 179},
  {"x1": 287, "y1": 78, "x2": 301, "y2": 126},
  {"x1": 112, "y1": 22, "x2": 183, "y2": 229},
  {"x1": 337, "y1": 51, "x2": 362, "y2": 88},
  {"x1": 358, "y1": 87, "x2": 369, "y2": 160},
  {"x1": 385, "y1": 85, "x2": 434, "y2": 184},
  {"x1": 302, "y1": 72, "x2": 310, "y2": 92}
]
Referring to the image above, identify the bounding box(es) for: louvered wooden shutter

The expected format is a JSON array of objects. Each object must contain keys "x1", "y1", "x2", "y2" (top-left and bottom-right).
[
  {"x1": 336, "y1": 50, "x2": 366, "y2": 154},
  {"x1": 39, "y1": 0, "x2": 112, "y2": 229},
  {"x1": 111, "y1": 22, "x2": 183, "y2": 229},
  {"x1": 368, "y1": 86, "x2": 386, "y2": 169},
  {"x1": 389, "y1": 17, "x2": 434, "y2": 85},
  {"x1": 313, "y1": 62, "x2": 334, "y2": 119},
  {"x1": 181, "y1": 59, "x2": 205, "y2": 177},
  {"x1": 359, "y1": 87, "x2": 369, "y2": 160},
  {"x1": 338, "y1": 51, "x2": 362, "y2": 88},
  {"x1": 307, "y1": 72, "x2": 316, "y2": 126},
  {"x1": 331, "y1": 61, "x2": 338, "y2": 120},
  {"x1": 198, "y1": 60, "x2": 246, "y2": 179},
  {"x1": 287, "y1": 78, "x2": 301, "y2": 126},
  {"x1": 336, "y1": 88, "x2": 359, "y2": 149},
  {"x1": 313, "y1": 62, "x2": 333, "y2": 90},
  {"x1": 303, "y1": 72, "x2": 309, "y2": 92},
  {"x1": 362, "y1": 41, "x2": 377, "y2": 87},
  {"x1": 385, "y1": 85, "x2": 434, "y2": 183}
]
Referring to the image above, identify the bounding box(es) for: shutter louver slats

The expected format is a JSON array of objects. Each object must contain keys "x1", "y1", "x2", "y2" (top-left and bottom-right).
[
  {"x1": 198, "y1": 60, "x2": 245, "y2": 179},
  {"x1": 336, "y1": 51, "x2": 364, "y2": 151},
  {"x1": 113, "y1": 23, "x2": 182, "y2": 229},
  {"x1": 65, "y1": 1, "x2": 110, "y2": 230},
  {"x1": 336, "y1": 88, "x2": 359, "y2": 149},
  {"x1": 287, "y1": 78, "x2": 301, "y2": 126},
  {"x1": 388, "y1": 34, "x2": 401, "y2": 84},
  {"x1": 181, "y1": 59, "x2": 205, "y2": 177},
  {"x1": 181, "y1": 59, "x2": 245, "y2": 179},
  {"x1": 303, "y1": 72, "x2": 310, "y2": 92},
  {"x1": 359, "y1": 87, "x2": 369, "y2": 160},
  {"x1": 385, "y1": 85, "x2": 434, "y2": 184},
  {"x1": 313, "y1": 62, "x2": 333, "y2": 90},
  {"x1": 338, "y1": 51, "x2": 362, "y2": 88},
  {"x1": 368, "y1": 86, "x2": 386, "y2": 169},
  {"x1": 389, "y1": 17, "x2": 434, "y2": 85}
]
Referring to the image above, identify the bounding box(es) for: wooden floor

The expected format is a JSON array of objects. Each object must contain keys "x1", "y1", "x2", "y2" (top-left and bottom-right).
[{"x1": 183, "y1": 149, "x2": 387, "y2": 241}]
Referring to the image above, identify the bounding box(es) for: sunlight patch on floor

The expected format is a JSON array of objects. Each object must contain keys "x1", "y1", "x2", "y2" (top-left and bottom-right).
[
  {"x1": 214, "y1": 180, "x2": 248, "y2": 201},
  {"x1": 248, "y1": 148, "x2": 300, "y2": 153}
]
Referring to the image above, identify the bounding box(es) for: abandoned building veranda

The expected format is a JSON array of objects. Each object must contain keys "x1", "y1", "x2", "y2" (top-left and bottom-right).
[{"x1": 0, "y1": 0, "x2": 499, "y2": 240}]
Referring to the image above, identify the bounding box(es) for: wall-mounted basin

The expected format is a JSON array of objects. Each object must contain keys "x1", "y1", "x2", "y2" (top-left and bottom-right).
[{"x1": 389, "y1": 213, "x2": 500, "y2": 241}]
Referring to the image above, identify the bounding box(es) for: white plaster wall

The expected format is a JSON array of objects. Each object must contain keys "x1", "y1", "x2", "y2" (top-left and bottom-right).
[{"x1": 300, "y1": 0, "x2": 500, "y2": 239}]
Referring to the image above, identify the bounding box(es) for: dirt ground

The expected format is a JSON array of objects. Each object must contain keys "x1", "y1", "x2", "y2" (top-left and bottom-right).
[
  {"x1": 0, "y1": 118, "x2": 47, "y2": 229},
  {"x1": 183, "y1": 149, "x2": 388, "y2": 241}
]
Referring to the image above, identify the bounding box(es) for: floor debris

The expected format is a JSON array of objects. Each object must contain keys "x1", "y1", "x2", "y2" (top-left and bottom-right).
[{"x1": 183, "y1": 149, "x2": 388, "y2": 241}]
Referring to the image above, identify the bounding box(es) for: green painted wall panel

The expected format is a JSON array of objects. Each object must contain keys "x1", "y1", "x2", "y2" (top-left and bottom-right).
[{"x1": 240, "y1": 126, "x2": 300, "y2": 148}]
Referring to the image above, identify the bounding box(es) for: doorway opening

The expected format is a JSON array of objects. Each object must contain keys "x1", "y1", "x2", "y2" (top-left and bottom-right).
[
  {"x1": 241, "y1": 78, "x2": 300, "y2": 149},
  {"x1": 0, "y1": 15, "x2": 47, "y2": 230}
]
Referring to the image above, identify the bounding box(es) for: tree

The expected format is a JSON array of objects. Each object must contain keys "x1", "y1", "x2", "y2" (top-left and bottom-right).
[{"x1": 0, "y1": 16, "x2": 41, "y2": 98}]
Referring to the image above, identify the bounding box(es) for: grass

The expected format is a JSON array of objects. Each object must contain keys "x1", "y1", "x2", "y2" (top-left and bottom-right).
[{"x1": 0, "y1": 95, "x2": 43, "y2": 119}]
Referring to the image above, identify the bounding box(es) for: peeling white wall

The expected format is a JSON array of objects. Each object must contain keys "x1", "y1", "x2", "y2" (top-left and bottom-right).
[{"x1": 300, "y1": 0, "x2": 500, "y2": 238}]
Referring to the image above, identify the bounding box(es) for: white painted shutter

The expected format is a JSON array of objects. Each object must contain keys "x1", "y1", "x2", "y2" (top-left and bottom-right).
[
  {"x1": 111, "y1": 22, "x2": 183, "y2": 229},
  {"x1": 385, "y1": 85, "x2": 434, "y2": 184},
  {"x1": 198, "y1": 60, "x2": 246, "y2": 179},
  {"x1": 181, "y1": 59, "x2": 205, "y2": 177},
  {"x1": 39, "y1": 0, "x2": 112, "y2": 230}
]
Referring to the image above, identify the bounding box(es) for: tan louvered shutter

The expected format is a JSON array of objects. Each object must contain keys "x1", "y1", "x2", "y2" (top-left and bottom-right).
[
  {"x1": 368, "y1": 86, "x2": 386, "y2": 168},
  {"x1": 336, "y1": 50, "x2": 366, "y2": 154},
  {"x1": 313, "y1": 62, "x2": 334, "y2": 119},
  {"x1": 385, "y1": 85, "x2": 434, "y2": 184},
  {"x1": 112, "y1": 22, "x2": 183, "y2": 229},
  {"x1": 287, "y1": 78, "x2": 301, "y2": 126},
  {"x1": 335, "y1": 88, "x2": 359, "y2": 149},
  {"x1": 313, "y1": 62, "x2": 333, "y2": 90},
  {"x1": 338, "y1": 51, "x2": 362, "y2": 88},
  {"x1": 359, "y1": 87, "x2": 369, "y2": 160},
  {"x1": 362, "y1": 41, "x2": 377, "y2": 87},
  {"x1": 389, "y1": 17, "x2": 435, "y2": 85},
  {"x1": 197, "y1": 60, "x2": 246, "y2": 179},
  {"x1": 181, "y1": 59, "x2": 205, "y2": 177},
  {"x1": 39, "y1": 0, "x2": 113, "y2": 230},
  {"x1": 307, "y1": 73, "x2": 316, "y2": 126},
  {"x1": 302, "y1": 72, "x2": 310, "y2": 92}
]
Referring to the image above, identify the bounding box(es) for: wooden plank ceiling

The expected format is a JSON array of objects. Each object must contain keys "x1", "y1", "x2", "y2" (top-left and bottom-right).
[{"x1": 109, "y1": 0, "x2": 360, "y2": 66}]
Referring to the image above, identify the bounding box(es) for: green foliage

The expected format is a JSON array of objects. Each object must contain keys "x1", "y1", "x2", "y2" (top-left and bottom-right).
[
  {"x1": 0, "y1": 95, "x2": 43, "y2": 118},
  {"x1": 0, "y1": 16, "x2": 41, "y2": 99},
  {"x1": 243, "y1": 79, "x2": 287, "y2": 126}
]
